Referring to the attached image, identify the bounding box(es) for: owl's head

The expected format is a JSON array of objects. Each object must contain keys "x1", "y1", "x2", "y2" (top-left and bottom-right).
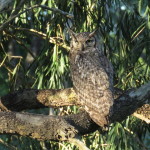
[{"x1": 69, "y1": 30, "x2": 97, "y2": 52}]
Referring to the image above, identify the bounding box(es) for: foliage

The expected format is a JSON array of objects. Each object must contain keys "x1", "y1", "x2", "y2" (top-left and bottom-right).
[{"x1": 0, "y1": 0, "x2": 150, "y2": 149}]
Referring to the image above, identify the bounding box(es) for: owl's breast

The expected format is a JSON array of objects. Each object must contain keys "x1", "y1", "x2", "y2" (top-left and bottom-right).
[
  {"x1": 70, "y1": 53, "x2": 91, "y2": 75},
  {"x1": 70, "y1": 51, "x2": 113, "y2": 92}
]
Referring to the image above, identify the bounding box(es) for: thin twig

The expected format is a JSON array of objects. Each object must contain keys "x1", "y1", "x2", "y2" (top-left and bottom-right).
[
  {"x1": 68, "y1": 138, "x2": 90, "y2": 150},
  {"x1": 0, "y1": 4, "x2": 74, "y2": 32},
  {"x1": 12, "y1": 27, "x2": 70, "y2": 50},
  {"x1": 4, "y1": 30, "x2": 36, "y2": 58},
  {"x1": 124, "y1": 127, "x2": 149, "y2": 150},
  {"x1": 39, "y1": 5, "x2": 74, "y2": 18},
  {"x1": 0, "y1": 139, "x2": 17, "y2": 150}
]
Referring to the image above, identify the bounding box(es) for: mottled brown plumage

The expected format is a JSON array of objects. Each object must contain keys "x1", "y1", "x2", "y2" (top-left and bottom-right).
[{"x1": 69, "y1": 30, "x2": 114, "y2": 127}]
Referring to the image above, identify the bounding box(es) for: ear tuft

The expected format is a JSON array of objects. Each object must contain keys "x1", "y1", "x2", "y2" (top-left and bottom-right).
[
  {"x1": 68, "y1": 29, "x2": 76, "y2": 39},
  {"x1": 89, "y1": 29, "x2": 98, "y2": 38}
]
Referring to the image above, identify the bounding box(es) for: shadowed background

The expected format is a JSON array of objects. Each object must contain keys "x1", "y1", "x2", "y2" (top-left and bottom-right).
[{"x1": 0, "y1": 0, "x2": 149, "y2": 149}]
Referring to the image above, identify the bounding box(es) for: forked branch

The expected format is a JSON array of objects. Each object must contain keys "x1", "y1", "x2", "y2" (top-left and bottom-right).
[{"x1": 0, "y1": 82, "x2": 149, "y2": 141}]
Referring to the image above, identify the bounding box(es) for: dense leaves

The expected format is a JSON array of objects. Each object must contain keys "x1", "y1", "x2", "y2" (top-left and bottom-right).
[{"x1": 0, "y1": 0, "x2": 149, "y2": 149}]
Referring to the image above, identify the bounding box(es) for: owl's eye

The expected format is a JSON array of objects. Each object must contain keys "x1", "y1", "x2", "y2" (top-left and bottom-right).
[{"x1": 86, "y1": 39, "x2": 94, "y2": 43}]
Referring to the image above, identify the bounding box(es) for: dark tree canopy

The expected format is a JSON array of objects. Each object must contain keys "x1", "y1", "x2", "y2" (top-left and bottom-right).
[{"x1": 0, "y1": 0, "x2": 149, "y2": 150}]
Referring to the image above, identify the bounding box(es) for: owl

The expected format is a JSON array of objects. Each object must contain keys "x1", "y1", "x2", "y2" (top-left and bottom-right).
[{"x1": 69, "y1": 29, "x2": 114, "y2": 127}]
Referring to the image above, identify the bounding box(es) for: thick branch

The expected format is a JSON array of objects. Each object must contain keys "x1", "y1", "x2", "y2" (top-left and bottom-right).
[
  {"x1": 0, "y1": 110, "x2": 98, "y2": 140},
  {"x1": 0, "y1": 88, "x2": 77, "y2": 111},
  {"x1": 0, "y1": 111, "x2": 77, "y2": 141},
  {"x1": 0, "y1": 83, "x2": 149, "y2": 122},
  {"x1": 0, "y1": 82, "x2": 149, "y2": 141},
  {"x1": 110, "y1": 82, "x2": 150, "y2": 122},
  {"x1": 132, "y1": 104, "x2": 150, "y2": 124}
]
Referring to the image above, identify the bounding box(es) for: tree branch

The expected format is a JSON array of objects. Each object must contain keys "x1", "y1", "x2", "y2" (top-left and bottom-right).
[
  {"x1": 0, "y1": 82, "x2": 149, "y2": 141},
  {"x1": 110, "y1": 81, "x2": 150, "y2": 123},
  {"x1": 0, "y1": 110, "x2": 98, "y2": 141},
  {"x1": 10, "y1": 27, "x2": 70, "y2": 50},
  {"x1": 0, "y1": 111, "x2": 77, "y2": 141},
  {"x1": 39, "y1": 5, "x2": 74, "y2": 19},
  {"x1": 0, "y1": 0, "x2": 25, "y2": 32},
  {"x1": 0, "y1": 4, "x2": 73, "y2": 32},
  {"x1": 0, "y1": 88, "x2": 77, "y2": 111},
  {"x1": 132, "y1": 104, "x2": 150, "y2": 124}
]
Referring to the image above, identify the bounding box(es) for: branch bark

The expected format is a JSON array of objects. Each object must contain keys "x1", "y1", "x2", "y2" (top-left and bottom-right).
[
  {"x1": 0, "y1": 88, "x2": 77, "y2": 111},
  {"x1": 0, "y1": 82, "x2": 149, "y2": 141}
]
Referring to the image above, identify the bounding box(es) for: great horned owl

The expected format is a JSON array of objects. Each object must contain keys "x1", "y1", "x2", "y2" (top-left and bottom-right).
[{"x1": 69, "y1": 30, "x2": 114, "y2": 127}]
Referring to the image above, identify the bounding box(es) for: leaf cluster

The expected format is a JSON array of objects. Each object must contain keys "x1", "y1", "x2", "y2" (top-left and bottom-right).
[{"x1": 0, "y1": 0, "x2": 149, "y2": 149}]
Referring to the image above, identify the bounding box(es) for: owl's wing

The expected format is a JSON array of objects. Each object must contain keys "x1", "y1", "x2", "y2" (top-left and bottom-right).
[{"x1": 73, "y1": 55, "x2": 113, "y2": 127}]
